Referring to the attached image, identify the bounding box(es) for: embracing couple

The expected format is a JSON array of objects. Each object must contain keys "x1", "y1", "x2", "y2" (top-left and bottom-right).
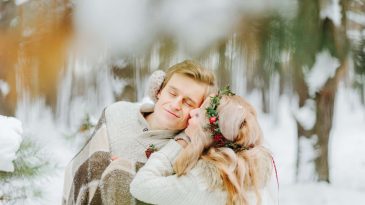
[{"x1": 62, "y1": 60, "x2": 277, "y2": 205}]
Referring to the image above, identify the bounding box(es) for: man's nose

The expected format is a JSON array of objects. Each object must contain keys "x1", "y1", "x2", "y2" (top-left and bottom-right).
[{"x1": 171, "y1": 97, "x2": 183, "y2": 111}]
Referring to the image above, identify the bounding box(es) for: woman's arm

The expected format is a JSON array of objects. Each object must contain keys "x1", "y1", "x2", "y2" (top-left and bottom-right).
[{"x1": 130, "y1": 140, "x2": 197, "y2": 204}]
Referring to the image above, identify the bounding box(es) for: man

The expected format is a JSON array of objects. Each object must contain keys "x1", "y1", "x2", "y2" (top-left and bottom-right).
[{"x1": 62, "y1": 60, "x2": 216, "y2": 205}]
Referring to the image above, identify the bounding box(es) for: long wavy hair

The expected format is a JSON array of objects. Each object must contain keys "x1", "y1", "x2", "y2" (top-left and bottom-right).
[{"x1": 173, "y1": 95, "x2": 273, "y2": 205}]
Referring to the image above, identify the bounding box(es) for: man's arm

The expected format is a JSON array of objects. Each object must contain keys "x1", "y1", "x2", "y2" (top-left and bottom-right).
[
  {"x1": 62, "y1": 109, "x2": 110, "y2": 205},
  {"x1": 97, "y1": 157, "x2": 136, "y2": 204}
]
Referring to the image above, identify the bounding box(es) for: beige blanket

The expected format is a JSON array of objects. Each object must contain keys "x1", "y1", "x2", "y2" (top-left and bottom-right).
[{"x1": 62, "y1": 111, "x2": 148, "y2": 205}]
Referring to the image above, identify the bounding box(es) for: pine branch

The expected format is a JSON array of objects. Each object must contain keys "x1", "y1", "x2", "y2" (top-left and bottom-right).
[{"x1": 0, "y1": 137, "x2": 54, "y2": 204}]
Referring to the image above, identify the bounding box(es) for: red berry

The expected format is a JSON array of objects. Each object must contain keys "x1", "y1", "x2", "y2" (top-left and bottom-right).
[
  {"x1": 145, "y1": 144, "x2": 158, "y2": 159},
  {"x1": 213, "y1": 134, "x2": 223, "y2": 142},
  {"x1": 209, "y1": 116, "x2": 217, "y2": 124},
  {"x1": 145, "y1": 149, "x2": 152, "y2": 158}
]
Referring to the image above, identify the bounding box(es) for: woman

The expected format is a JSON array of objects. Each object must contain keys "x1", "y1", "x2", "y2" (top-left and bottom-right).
[{"x1": 130, "y1": 87, "x2": 277, "y2": 205}]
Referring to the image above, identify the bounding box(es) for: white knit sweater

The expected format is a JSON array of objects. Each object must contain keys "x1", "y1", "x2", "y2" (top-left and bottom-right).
[
  {"x1": 130, "y1": 140, "x2": 228, "y2": 205},
  {"x1": 130, "y1": 140, "x2": 279, "y2": 205},
  {"x1": 105, "y1": 101, "x2": 179, "y2": 163}
]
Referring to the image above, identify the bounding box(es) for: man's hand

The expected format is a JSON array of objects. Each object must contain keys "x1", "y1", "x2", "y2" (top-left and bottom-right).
[{"x1": 111, "y1": 155, "x2": 119, "y2": 161}]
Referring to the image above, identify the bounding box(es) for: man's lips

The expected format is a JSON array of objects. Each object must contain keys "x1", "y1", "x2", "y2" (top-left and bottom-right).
[{"x1": 164, "y1": 109, "x2": 179, "y2": 118}]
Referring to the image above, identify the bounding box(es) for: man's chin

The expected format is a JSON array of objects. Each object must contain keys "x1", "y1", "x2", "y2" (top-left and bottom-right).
[{"x1": 163, "y1": 122, "x2": 185, "y2": 131}]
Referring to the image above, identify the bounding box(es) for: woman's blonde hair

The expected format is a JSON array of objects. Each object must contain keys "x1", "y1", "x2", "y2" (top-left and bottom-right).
[{"x1": 173, "y1": 95, "x2": 273, "y2": 205}]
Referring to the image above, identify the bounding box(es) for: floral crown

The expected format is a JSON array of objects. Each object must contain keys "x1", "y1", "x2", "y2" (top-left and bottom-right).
[{"x1": 205, "y1": 85, "x2": 254, "y2": 152}]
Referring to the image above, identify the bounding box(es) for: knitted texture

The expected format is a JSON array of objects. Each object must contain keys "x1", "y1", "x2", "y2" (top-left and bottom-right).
[
  {"x1": 105, "y1": 101, "x2": 177, "y2": 163},
  {"x1": 63, "y1": 101, "x2": 178, "y2": 205},
  {"x1": 130, "y1": 140, "x2": 227, "y2": 205},
  {"x1": 145, "y1": 70, "x2": 165, "y2": 103},
  {"x1": 131, "y1": 140, "x2": 278, "y2": 205}
]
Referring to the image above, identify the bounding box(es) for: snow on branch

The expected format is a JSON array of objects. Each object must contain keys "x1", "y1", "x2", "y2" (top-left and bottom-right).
[
  {"x1": 305, "y1": 51, "x2": 340, "y2": 96},
  {"x1": 0, "y1": 116, "x2": 23, "y2": 172}
]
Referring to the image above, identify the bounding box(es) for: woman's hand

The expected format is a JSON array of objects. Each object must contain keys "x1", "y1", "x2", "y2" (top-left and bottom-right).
[
  {"x1": 174, "y1": 133, "x2": 191, "y2": 148},
  {"x1": 175, "y1": 138, "x2": 188, "y2": 148}
]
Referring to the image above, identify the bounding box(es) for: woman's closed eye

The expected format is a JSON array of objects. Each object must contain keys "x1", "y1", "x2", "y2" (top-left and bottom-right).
[{"x1": 169, "y1": 91, "x2": 177, "y2": 96}]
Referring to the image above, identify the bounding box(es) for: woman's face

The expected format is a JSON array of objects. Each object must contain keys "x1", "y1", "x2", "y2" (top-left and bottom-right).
[
  {"x1": 185, "y1": 97, "x2": 212, "y2": 138},
  {"x1": 185, "y1": 107, "x2": 204, "y2": 137}
]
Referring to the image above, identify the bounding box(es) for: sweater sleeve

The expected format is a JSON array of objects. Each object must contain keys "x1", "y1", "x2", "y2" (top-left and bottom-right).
[{"x1": 130, "y1": 140, "x2": 198, "y2": 204}]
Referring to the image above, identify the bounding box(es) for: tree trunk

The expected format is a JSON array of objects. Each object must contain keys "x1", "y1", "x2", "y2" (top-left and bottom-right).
[
  {"x1": 112, "y1": 64, "x2": 137, "y2": 102},
  {"x1": 312, "y1": 0, "x2": 349, "y2": 181},
  {"x1": 293, "y1": 0, "x2": 349, "y2": 182},
  {"x1": 313, "y1": 80, "x2": 336, "y2": 182},
  {"x1": 293, "y1": 60, "x2": 311, "y2": 181}
]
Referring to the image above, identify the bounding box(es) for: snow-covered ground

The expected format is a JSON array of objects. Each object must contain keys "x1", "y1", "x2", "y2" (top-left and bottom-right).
[{"x1": 257, "y1": 85, "x2": 365, "y2": 205}]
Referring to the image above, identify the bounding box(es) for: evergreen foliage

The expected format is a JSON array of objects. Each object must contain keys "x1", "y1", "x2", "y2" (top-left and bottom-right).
[{"x1": 0, "y1": 137, "x2": 54, "y2": 204}]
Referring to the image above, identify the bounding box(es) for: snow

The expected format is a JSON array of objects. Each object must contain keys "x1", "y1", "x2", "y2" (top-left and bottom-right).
[
  {"x1": 0, "y1": 80, "x2": 10, "y2": 97},
  {"x1": 256, "y1": 85, "x2": 365, "y2": 205},
  {"x1": 22, "y1": 27, "x2": 33, "y2": 37},
  {"x1": 74, "y1": 0, "x2": 296, "y2": 56},
  {"x1": 256, "y1": 95, "x2": 297, "y2": 184},
  {"x1": 331, "y1": 85, "x2": 365, "y2": 190},
  {"x1": 305, "y1": 51, "x2": 340, "y2": 96},
  {"x1": 294, "y1": 99, "x2": 316, "y2": 130},
  {"x1": 55, "y1": 54, "x2": 117, "y2": 129},
  {"x1": 74, "y1": 0, "x2": 156, "y2": 56},
  {"x1": 320, "y1": 0, "x2": 342, "y2": 27},
  {"x1": 14, "y1": 0, "x2": 29, "y2": 6},
  {"x1": 0, "y1": 116, "x2": 23, "y2": 172},
  {"x1": 347, "y1": 11, "x2": 365, "y2": 26},
  {"x1": 347, "y1": 20, "x2": 365, "y2": 42},
  {"x1": 279, "y1": 182, "x2": 365, "y2": 205},
  {"x1": 296, "y1": 135, "x2": 318, "y2": 182},
  {"x1": 14, "y1": 97, "x2": 77, "y2": 205},
  {"x1": 347, "y1": 29, "x2": 365, "y2": 41}
]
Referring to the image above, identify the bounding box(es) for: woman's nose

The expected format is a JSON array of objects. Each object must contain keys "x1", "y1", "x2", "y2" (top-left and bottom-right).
[{"x1": 189, "y1": 108, "x2": 199, "y2": 118}]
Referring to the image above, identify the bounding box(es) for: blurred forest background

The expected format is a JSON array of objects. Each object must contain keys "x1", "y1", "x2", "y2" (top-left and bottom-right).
[{"x1": 0, "y1": 0, "x2": 364, "y2": 204}]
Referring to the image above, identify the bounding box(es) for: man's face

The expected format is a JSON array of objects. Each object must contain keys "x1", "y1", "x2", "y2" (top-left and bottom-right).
[{"x1": 153, "y1": 73, "x2": 208, "y2": 131}]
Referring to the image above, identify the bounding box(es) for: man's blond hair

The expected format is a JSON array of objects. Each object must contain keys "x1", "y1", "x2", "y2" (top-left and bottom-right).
[{"x1": 161, "y1": 60, "x2": 217, "y2": 97}]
